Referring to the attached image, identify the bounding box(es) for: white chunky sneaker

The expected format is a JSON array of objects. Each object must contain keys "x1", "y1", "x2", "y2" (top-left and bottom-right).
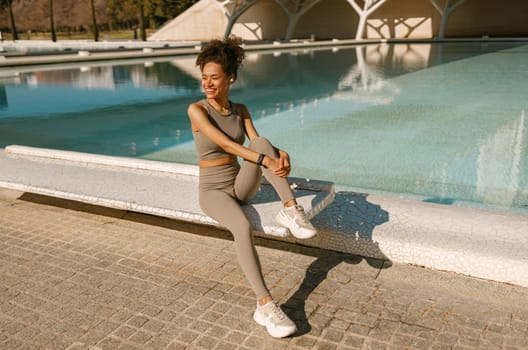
[
  {"x1": 253, "y1": 301, "x2": 297, "y2": 338},
  {"x1": 275, "y1": 204, "x2": 317, "y2": 239}
]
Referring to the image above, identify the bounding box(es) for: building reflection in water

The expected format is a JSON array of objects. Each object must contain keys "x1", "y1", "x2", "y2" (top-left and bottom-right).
[{"x1": 476, "y1": 110, "x2": 527, "y2": 207}]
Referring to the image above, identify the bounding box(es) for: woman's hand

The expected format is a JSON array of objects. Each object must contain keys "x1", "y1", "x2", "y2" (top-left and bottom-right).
[
  {"x1": 277, "y1": 150, "x2": 291, "y2": 177},
  {"x1": 263, "y1": 151, "x2": 291, "y2": 178}
]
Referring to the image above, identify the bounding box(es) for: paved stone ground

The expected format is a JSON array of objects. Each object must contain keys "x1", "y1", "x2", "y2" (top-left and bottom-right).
[{"x1": 1, "y1": 188, "x2": 528, "y2": 350}]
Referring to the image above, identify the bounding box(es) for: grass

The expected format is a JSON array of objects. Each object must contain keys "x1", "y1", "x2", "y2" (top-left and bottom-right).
[{"x1": 0, "y1": 29, "x2": 155, "y2": 41}]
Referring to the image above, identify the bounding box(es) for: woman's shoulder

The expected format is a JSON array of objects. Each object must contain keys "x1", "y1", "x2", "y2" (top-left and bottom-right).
[
  {"x1": 190, "y1": 99, "x2": 207, "y2": 107},
  {"x1": 188, "y1": 100, "x2": 208, "y2": 114},
  {"x1": 231, "y1": 100, "x2": 246, "y2": 108},
  {"x1": 231, "y1": 101, "x2": 250, "y2": 117}
]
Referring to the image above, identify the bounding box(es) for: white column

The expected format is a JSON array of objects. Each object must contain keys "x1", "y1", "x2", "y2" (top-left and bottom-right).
[
  {"x1": 347, "y1": 0, "x2": 389, "y2": 40},
  {"x1": 218, "y1": 0, "x2": 260, "y2": 40},
  {"x1": 284, "y1": 13, "x2": 300, "y2": 41},
  {"x1": 429, "y1": 0, "x2": 466, "y2": 39},
  {"x1": 223, "y1": 17, "x2": 237, "y2": 40},
  {"x1": 275, "y1": 0, "x2": 323, "y2": 41}
]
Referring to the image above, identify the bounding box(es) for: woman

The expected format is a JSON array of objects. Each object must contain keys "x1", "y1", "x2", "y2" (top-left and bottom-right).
[{"x1": 187, "y1": 37, "x2": 317, "y2": 338}]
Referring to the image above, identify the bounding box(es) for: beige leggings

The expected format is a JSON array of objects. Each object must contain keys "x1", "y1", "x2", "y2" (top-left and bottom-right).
[{"x1": 199, "y1": 137, "x2": 294, "y2": 300}]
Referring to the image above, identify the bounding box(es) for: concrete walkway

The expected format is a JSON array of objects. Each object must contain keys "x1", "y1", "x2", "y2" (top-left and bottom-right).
[{"x1": 1, "y1": 187, "x2": 528, "y2": 350}]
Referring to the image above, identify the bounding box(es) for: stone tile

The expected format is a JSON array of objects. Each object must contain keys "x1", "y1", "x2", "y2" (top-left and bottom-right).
[
  {"x1": 1, "y1": 188, "x2": 528, "y2": 350},
  {"x1": 129, "y1": 329, "x2": 153, "y2": 345}
]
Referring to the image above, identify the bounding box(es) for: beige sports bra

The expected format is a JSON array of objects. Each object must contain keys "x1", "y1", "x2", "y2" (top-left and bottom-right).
[{"x1": 192, "y1": 100, "x2": 246, "y2": 161}]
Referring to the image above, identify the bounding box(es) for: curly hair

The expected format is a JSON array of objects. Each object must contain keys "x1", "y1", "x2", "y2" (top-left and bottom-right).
[{"x1": 196, "y1": 36, "x2": 245, "y2": 80}]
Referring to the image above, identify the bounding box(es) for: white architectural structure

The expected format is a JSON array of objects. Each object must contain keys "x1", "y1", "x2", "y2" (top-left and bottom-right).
[
  {"x1": 149, "y1": 0, "x2": 528, "y2": 42},
  {"x1": 429, "y1": 0, "x2": 466, "y2": 38}
]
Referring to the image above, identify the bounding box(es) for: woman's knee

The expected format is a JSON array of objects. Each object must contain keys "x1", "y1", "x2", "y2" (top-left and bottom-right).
[
  {"x1": 249, "y1": 136, "x2": 274, "y2": 153},
  {"x1": 230, "y1": 218, "x2": 253, "y2": 239}
]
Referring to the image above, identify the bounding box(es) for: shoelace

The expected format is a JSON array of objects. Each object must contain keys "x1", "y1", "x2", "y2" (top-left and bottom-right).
[
  {"x1": 292, "y1": 205, "x2": 310, "y2": 224},
  {"x1": 267, "y1": 302, "x2": 287, "y2": 321}
]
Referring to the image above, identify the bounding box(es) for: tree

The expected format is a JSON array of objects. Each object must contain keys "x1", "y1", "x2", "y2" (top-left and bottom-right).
[
  {"x1": 49, "y1": 0, "x2": 57, "y2": 41},
  {"x1": 0, "y1": 0, "x2": 19, "y2": 40},
  {"x1": 56, "y1": 0, "x2": 76, "y2": 38},
  {"x1": 107, "y1": 0, "x2": 138, "y2": 30},
  {"x1": 90, "y1": 0, "x2": 99, "y2": 41},
  {"x1": 148, "y1": 0, "x2": 198, "y2": 28},
  {"x1": 137, "y1": 0, "x2": 146, "y2": 41},
  {"x1": 105, "y1": 0, "x2": 198, "y2": 35}
]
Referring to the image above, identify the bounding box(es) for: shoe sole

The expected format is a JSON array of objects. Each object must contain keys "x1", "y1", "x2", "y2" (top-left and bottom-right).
[
  {"x1": 275, "y1": 211, "x2": 317, "y2": 239},
  {"x1": 253, "y1": 309, "x2": 297, "y2": 338}
]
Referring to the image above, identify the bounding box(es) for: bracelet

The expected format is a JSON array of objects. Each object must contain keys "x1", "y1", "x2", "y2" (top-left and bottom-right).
[{"x1": 257, "y1": 153, "x2": 265, "y2": 166}]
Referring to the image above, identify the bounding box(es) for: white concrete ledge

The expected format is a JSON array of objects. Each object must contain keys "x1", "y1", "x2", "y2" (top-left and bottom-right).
[
  {"x1": 309, "y1": 190, "x2": 528, "y2": 287},
  {"x1": 5, "y1": 145, "x2": 200, "y2": 177},
  {"x1": 1, "y1": 146, "x2": 334, "y2": 238},
  {"x1": 1, "y1": 145, "x2": 527, "y2": 288}
]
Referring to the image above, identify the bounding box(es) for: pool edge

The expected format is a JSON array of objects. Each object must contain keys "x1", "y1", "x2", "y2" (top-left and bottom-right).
[{"x1": 2, "y1": 146, "x2": 527, "y2": 288}]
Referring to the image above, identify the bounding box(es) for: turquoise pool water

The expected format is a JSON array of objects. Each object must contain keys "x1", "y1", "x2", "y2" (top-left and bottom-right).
[{"x1": 0, "y1": 42, "x2": 527, "y2": 212}]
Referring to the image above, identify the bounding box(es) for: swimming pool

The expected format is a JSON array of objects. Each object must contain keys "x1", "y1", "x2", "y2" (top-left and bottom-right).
[{"x1": 1, "y1": 42, "x2": 527, "y2": 212}]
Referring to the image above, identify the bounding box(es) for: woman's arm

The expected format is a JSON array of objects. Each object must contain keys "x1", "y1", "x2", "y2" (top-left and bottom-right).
[{"x1": 237, "y1": 103, "x2": 260, "y2": 141}]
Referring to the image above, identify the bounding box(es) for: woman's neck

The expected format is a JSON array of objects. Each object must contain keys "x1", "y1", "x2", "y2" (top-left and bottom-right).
[
  {"x1": 207, "y1": 98, "x2": 231, "y2": 114},
  {"x1": 207, "y1": 97, "x2": 229, "y2": 109}
]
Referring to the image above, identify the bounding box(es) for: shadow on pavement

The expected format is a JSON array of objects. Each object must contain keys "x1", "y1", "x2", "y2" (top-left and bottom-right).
[
  {"x1": 282, "y1": 191, "x2": 392, "y2": 336},
  {"x1": 17, "y1": 190, "x2": 392, "y2": 338},
  {"x1": 282, "y1": 252, "x2": 391, "y2": 336}
]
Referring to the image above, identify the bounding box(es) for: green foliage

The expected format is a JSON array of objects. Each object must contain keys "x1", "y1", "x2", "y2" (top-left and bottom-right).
[
  {"x1": 105, "y1": 0, "x2": 198, "y2": 30},
  {"x1": 0, "y1": 0, "x2": 199, "y2": 35},
  {"x1": 147, "y1": 0, "x2": 198, "y2": 28},
  {"x1": 1, "y1": 0, "x2": 18, "y2": 40},
  {"x1": 0, "y1": 0, "x2": 12, "y2": 9},
  {"x1": 106, "y1": 0, "x2": 139, "y2": 28}
]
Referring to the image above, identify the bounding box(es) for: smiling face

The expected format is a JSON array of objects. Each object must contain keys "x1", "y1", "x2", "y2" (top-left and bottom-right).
[{"x1": 201, "y1": 62, "x2": 232, "y2": 101}]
